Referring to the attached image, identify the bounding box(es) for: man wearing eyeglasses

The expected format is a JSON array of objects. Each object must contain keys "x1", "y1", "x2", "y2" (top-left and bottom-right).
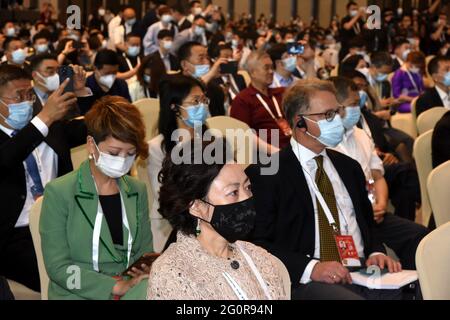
[
  {"x1": 0, "y1": 64, "x2": 87, "y2": 292},
  {"x1": 246, "y1": 79, "x2": 403, "y2": 300}
]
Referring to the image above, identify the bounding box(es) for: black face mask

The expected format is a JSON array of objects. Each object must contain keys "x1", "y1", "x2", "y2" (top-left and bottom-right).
[{"x1": 200, "y1": 197, "x2": 257, "y2": 243}]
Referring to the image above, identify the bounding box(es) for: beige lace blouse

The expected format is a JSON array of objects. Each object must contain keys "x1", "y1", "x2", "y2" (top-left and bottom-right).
[{"x1": 146, "y1": 232, "x2": 288, "y2": 300}]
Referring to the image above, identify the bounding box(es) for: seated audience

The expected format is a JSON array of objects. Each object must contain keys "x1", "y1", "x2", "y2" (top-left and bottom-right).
[
  {"x1": 171, "y1": 15, "x2": 208, "y2": 55},
  {"x1": 143, "y1": 5, "x2": 178, "y2": 55},
  {"x1": 416, "y1": 56, "x2": 450, "y2": 116},
  {"x1": 247, "y1": 79, "x2": 403, "y2": 300},
  {"x1": 147, "y1": 137, "x2": 289, "y2": 300},
  {"x1": 231, "y1": 50, "x2": 290, "y2": 150},
  {"x1": 84, "y1": 49, "x2": 132, "y2": 113},
  {"x1": 392, "y1": 51, "x2": 425, "y2": 113},
  {"x1": 0, "y1": 64, "x2": 84, "y2": 292},
  {"x1": 267, "y1": 43, "x2": 301, "y2": 89},
  {"x1": 148, "y1": 29, "x2": 180, "y2": 73},
  {"x1": 147, "y1": 74, "x2": 210, "y2": 252},
  {"x1": 128, "y1": 54, "x2": 166, "y2": 102},
  {"x1": 40, "y1": 96, "x2": 153, "y2": 300},
  {"x1": 117, "y1": 33, "x2": 143, "y2": 82}
]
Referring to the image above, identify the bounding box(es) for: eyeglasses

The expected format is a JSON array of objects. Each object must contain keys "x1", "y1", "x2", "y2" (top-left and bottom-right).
[
  {"x1": 299, "y1": 106, "x2": 344, "y2": 122},
  {"x1": 183, "y1": 96, "x2": 210, "y2": 106},
  {"x1": 0, "y1": 90, "x2": 36, "y2": 104}
]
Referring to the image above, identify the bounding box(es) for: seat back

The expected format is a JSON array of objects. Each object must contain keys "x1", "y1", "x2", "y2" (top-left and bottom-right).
[
  {"x1": 133, "y1": 98, "x2": 160, "y2": 140},
  {"x1": 413, "y1": 130, "x2": 434, "y2": 226},
  {"x1": 29, "y1": 197, "x2": 49, "y2": 300},
  {"x1": 70, "y1": 144, "x2": 87, "y2": 170},
  {"x1": 416, "y1": 107, "x2": 447, "y2": 135},
  {"x1": 238, "y1": 70, "x2": 251, "y2": 87},
  {"x1": 390, "y1": 112, "x2": 417, "y2": 138},
  {"x1": 427, "y1": 160, "x2": 450, "y2": 227},
  {"x1": 206, "y1": 116, "x2": 254, "y2": 168},
  {"x1": 416, "y1": 222, "x2": 450, "y2": 299}
]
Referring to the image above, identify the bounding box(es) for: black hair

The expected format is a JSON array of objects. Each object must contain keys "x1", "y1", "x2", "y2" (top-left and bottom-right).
[
  {"x1": 125, "y1": 32, "x2": 141, "y2": 41},
  {"x1": 29, "y1": 53, "x2": 57, "y2": 71},
  {"x1": 393, "y1": 37, "x2": 410, "y2": 50},
  {"x1": 267, "y1": 43, "x2": 288, "y2": 66},
  {"x1": 346, "y1": 1, "x2": 358, "y2": 10},
  {"x1": 330, "y1": 76, "x2": 359, "y2": 103},
  {"x1": 157, "y1": 29, "x2": 174, "y2": 40},
  {"x1": 33, "y1": 30, "x2": 51, "y2": 44},
  {"x1": 177, "y1": 41, "x2": 203, "y2": 62},
  {"x1": 94, "y1": 49, "x2": 120, "y2": 69},
  {"x1": 0, "y1": 65, "x2": 32, "y2": 90},
  {"x1": 158, "y1": 74, "x2": 206, "y2": 154},
  {"x1": 3, "y1": 37, "x2": 23, "y2": 51},
  {"x1": 428, "y1": 56, "x2": 450, "y2": 76},
  {"x1": 339, "y1": 54, "x2": 365, "y2": 75},
  {"x1": 158, "y1": 137, "x2": 232, "y2": 236},
  {"x1": 371, "y1": 51, "x2": 393, "y2": 68}
]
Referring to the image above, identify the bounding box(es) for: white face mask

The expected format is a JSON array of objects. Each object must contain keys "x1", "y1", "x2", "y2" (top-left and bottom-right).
[
  {"x1": 37, "y1": 72, "x2": 60, "y2": 92},
  {"x1": 99, "y1": 74, "x2": 116, "y2": 89},
  {"x1": 162, "y1": 40, "x2": 173, "y2": 50},
  {"x1": 93, "y1": 140, "x2": 136, "y2": 178}
]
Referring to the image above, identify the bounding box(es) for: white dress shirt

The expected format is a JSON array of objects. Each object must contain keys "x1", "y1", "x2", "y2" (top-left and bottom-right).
[
  {"x1": 0, "y1": 117, "x2": 57, "y2": 227},
  {"x1": 333, "y1": 128, "x2": 384, "y2": 181},
  {"x1": 435, "y1": 85, "x2": 450, "y2": 109},
  {"x1": 270, "y1": 72, "x2": 300, "y2": 89},
  {"x1": 290, "y1": 138, "x2": 366, "y2": 284}
]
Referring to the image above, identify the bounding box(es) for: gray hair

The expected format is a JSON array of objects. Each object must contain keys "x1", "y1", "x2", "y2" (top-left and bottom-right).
[
  {"x1": 283, "y1": 79, "x2": 337, "y2": 128},
  {"x1": 245, "y1": 49, "x2": 270, "y2": 74}
]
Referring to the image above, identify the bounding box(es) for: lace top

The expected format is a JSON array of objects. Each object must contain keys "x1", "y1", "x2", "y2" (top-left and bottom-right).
[{"x1": 146, "y1": 232, "x2": 288, "y2": 300}]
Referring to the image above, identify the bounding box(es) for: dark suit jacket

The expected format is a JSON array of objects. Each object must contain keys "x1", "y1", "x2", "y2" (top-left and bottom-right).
[
  {"x1": 178, "y1": 18, "x2": 192, "y2": 32},
  {"x1": 432, "y1": 110, "x2": 450, "y2": 168},
  {"x1": 0, "y1": 117, "x2": 87, "y2": 251},
  {"x1": 416, "y1": 87, "x2": 445, "y2": 117},
  {"x1": 212, "y1": 74, "x2": 247, "y2": 94},
  {"x1": 148, "y1": 51, "x2": 180, "y2": 72},
  {"x1": 245, "y1": 145, "x2": 385, "y2": 287},
  {"x1": 32, "y1": 88, "x2": 86, "y2": 120}
]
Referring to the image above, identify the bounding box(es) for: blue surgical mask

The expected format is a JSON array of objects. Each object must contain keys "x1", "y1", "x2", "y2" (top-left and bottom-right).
[
  {"x1": 375, "y1": 73, "x2": 388, "y2": 82},
  {"x1": 359, "y1": 90, "x2": 368, "y2": 108},
  {"x1": 193, "y1": 64, "x2": 210, "y2": 78},
  {"x1": 12, "y1": 49, "x2": 27, "y2": 65},
  {"x1": 304, "y1": 114, "x2": 345, "y2": 147},
  {"x1": 443, "y1": 71, "x2": 450, "y2": 87},
  {"x1": 194, "y1": 26, "x2": 205, "y2": 36},
  {"x1": 0, "y1": 100, "x2": 34, "y2": 130},
  {"x1": 143, "y1": 74, "x2": 151, "y2": 83},
  {"x1": 127, "y1": 45, "x2": 140, "y2": 57},
  {"x1": 342, "y1": 106, "x2": 361, "y2": 130},
  {"x1": 282, "y1": 56, "x2": 297, "y2": 73},
  {"x1": 161, "y1": 15, "x2": 172, "y2": 24},
  {"x1": 35, "y1": 43, "x2": 49, "y2": 53},
  {"x1": 181, "y1": 103, "x2": 209, "y2": 128},
  {"x1": 126, "y1": 18, "x2": 137, "y2": 26}
]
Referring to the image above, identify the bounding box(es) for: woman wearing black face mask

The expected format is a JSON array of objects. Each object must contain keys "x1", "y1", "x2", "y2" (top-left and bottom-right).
[{"x1": 145, "y1": 138, "x2": 288, "y2": 300}]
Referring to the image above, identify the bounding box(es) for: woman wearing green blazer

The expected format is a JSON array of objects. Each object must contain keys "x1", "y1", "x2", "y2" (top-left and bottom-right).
[{"x1": 40, "y1": 96, "x2": 153, "y2": 300}]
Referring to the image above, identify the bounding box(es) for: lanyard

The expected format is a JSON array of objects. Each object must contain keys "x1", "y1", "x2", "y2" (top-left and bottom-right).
[
  {"x1": 222, "y1": 244, "x2": 273, "y2": 300},
  {"x1": 256, "y1": 94, "x2": 283, "y2": 120},
  {"x1": 92, "y1": 182, "x2": 133, "y2": 272},
  {"x1": 405, "y1": 70, "x2": 419, "y2": 93},
  {"x1": 123, "y1": 54, "x2": 140, "y2": 71},
  {"x1": 301, "y1": 162, "x2": 341, "y2": 234}
]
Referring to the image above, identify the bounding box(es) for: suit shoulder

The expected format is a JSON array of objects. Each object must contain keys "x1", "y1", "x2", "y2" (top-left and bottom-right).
[
  {"x1": 45, "y1": 170, "x2": 78, "y2": 192},
  {"x1": 327, "y1": 148, "x2": 362, "y2": 168},
  {"x1": 125, "y1": 175, "x2": 147, "y2": 193}
]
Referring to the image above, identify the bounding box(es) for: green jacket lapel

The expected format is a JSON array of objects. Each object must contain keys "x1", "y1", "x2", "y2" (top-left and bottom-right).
[
  {"x1": 117, "y1": 176, "x2": 139, "y2": 245},
  {"x1": 74, "y1": 161, "x2": 123, "y2": 262}
]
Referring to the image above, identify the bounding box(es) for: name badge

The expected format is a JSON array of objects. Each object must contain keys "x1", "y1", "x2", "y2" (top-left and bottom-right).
[{"x1": 334, "y1": 235, "x2": 361, "y2": 267}]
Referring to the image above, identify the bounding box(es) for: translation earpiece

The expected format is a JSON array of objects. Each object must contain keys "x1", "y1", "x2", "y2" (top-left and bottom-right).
[{"x1": 296, "y1": 116, "x2": 306, "y2": 129}]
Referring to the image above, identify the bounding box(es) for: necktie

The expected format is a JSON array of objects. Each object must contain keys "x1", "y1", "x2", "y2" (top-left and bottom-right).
[
  {"x1": 12, "y1": 130, "x2": 44, "y2": 199},
  {"x1": 314, "y1": 155, "x2": 341, "y2": 262}
]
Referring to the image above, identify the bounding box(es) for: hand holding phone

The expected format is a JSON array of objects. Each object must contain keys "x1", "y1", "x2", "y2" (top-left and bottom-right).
[
  {"x1": 122, "y1": 253, "x2": 160, "y2": 276},
  {"x1": 220, "y1": 60, "x2": 238, "y2": 74},
  {"x1": 58, "y1": 65, "x2": 75, "y2": 94},
  {"x1": 287, "y1": 43, "x2": 305, "y2": 55}
]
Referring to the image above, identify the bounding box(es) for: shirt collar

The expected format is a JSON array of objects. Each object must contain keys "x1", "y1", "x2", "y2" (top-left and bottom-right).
[
  {"x1": 34, "y1": 86, "x2": 48, "y2": 101},
  {"x1": 290, "y1": 137, "x2": 327, "y2": 169},
  {"x1": 435, "y1": 85, "x2": 448, "y2": 101},
  {"x1": 274, "y1": 72, "x2": 293, "y2": 85},
  {"x1": 0, "y1": 122, "x2": 14, "y2": 137}
]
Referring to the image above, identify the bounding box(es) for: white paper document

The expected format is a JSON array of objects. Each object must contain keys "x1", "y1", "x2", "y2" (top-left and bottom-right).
[{"x1": 350, "y1": 270, "x2": 418, "y2": 290}]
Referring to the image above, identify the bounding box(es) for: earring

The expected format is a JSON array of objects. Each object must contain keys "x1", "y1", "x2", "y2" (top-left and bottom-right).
[
  {"x1": 195, "y1": 218, "x2": 201, "y2": 236},
  {"x1": 88, "y1": 154, "x2": 93, "y2": 160}
]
